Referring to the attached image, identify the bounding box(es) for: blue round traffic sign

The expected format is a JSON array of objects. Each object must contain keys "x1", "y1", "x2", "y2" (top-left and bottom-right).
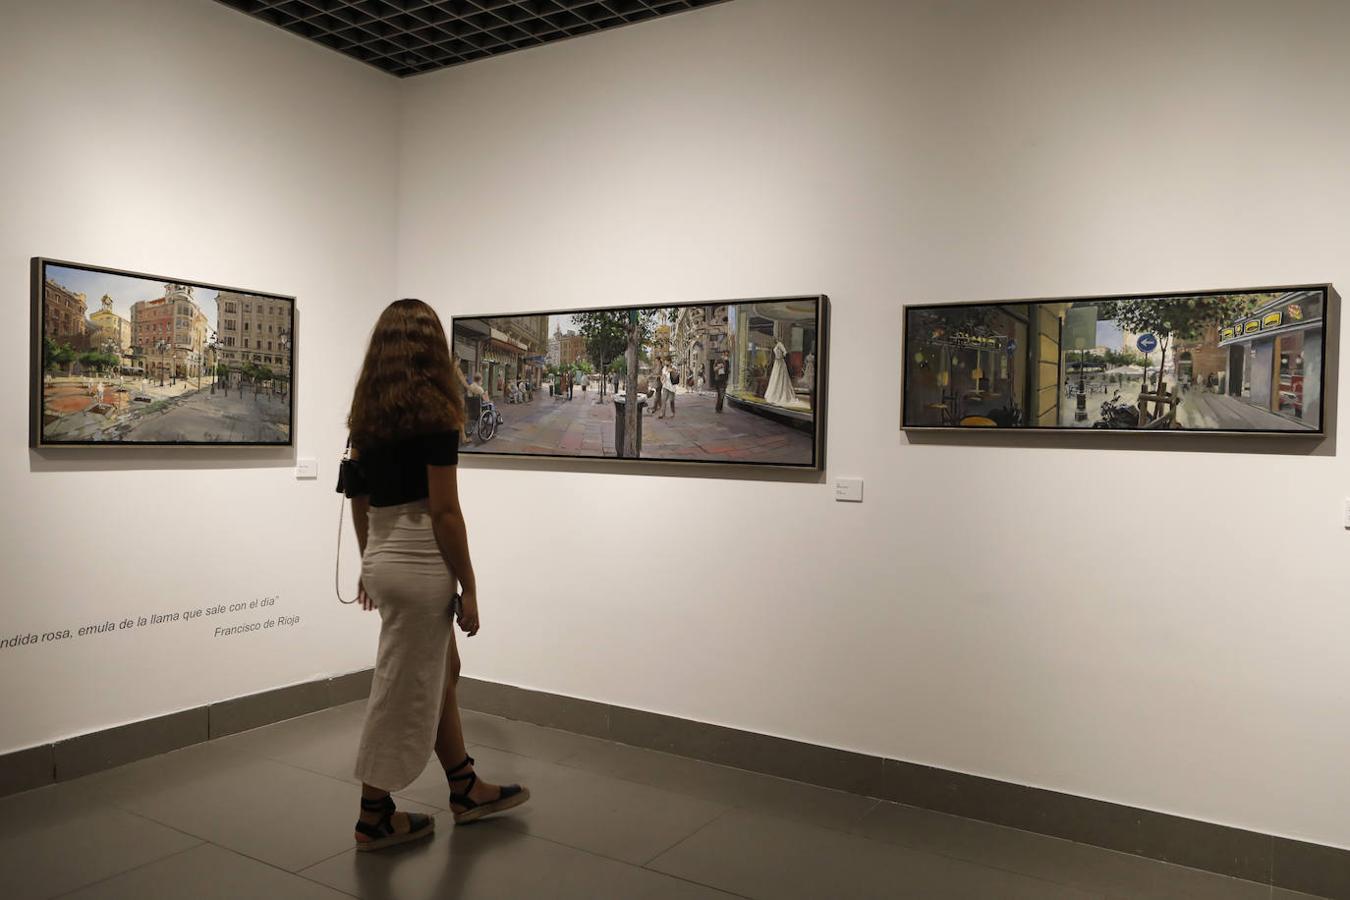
[{"x1": 1136, "y1": 333, "x2": 1158, "y2": 353}]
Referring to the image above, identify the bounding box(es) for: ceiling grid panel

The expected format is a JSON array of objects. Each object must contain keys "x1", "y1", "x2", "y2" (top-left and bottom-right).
[{"x1": 215, "y1": 0, "x2": 728, "y2": 77}]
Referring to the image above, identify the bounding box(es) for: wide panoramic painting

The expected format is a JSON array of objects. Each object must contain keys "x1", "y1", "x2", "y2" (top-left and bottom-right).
[
  {"x1": 902, "y1": 286, "x2": 1331, "y2": 434},
  {"x1": 31, "y1": 258, "x2": 295, "y2": 446},
  {"x1": 451, "y1": 296, "x2": 826, "y2": 468}
]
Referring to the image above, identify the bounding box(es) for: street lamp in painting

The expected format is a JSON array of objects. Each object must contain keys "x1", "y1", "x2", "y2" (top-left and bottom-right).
[
  {"x1": 1064, "y1": 306, "x2": 1097, "y2": 424},
  {"x1": 209, "y1": 332, "x2": 221, "y2": 395},
  {"x1": 155, "y1": 339, "x2": 169, "y2": 387},
  {"x1": 277, "y1": 329, "x2": 291, "y2": 397}
]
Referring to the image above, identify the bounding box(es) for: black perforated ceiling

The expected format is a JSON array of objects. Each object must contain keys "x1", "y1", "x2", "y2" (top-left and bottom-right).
[{"x1": 216, "y1": 0, "x2": 727, "y2": 77}]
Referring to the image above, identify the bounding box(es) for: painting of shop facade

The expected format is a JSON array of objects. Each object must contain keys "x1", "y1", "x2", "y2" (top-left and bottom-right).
[
  {"x1": 902, "y1": 286, "x2": 1329, "y2": 434},
  {"x1": 451, "y1": 296, "x2": 826, "y2": 468}
]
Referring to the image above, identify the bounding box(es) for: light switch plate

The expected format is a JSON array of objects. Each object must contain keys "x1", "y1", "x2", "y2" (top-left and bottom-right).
[
  {"x1": 835, "y1": 477, "x2": 863, "y2": 502},
  {"x1": 296, "y1": 458, "x2": 318, "y2": 480}
]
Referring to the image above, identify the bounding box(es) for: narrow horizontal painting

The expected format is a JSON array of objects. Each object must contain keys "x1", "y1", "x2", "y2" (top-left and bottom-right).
[
  {"x1": 451, "y1": 296, "x2": 827, "y2": 468},
  {"x1": 902, "y1": 286, "x2": 1332, "y2": 434}
]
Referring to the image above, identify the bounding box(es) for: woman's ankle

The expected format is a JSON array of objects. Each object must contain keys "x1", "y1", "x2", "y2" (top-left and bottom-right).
[{"x1": 359, "y1": 786, "x2": 392, "y2": 820}]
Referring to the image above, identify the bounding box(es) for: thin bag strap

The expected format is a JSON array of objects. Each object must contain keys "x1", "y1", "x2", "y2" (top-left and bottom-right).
[{"x1": 335, "y1": 436, "x2": 358, "y2": 604}]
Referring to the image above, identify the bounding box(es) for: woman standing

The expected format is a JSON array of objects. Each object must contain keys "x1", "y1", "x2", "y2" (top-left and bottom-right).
[{"x1": 344, "y1": 298, "x2": 529, "y2": 852}]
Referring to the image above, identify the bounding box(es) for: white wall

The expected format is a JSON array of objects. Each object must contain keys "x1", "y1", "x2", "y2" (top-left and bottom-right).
[
  {"x1": 5, "y1": 0, "x2": 1349, "y2": 856},
  {"x1": 0, "y1": 1, "x2": 399, "y2": 750},
  {"x1": 397, "y1": 0, "x2": 1350, "y2": 850}
]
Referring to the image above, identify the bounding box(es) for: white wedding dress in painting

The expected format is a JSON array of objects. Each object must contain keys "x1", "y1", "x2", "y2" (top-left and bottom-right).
[{"x1": 764, "y1": 341, "x2": 798, "y2": 407}]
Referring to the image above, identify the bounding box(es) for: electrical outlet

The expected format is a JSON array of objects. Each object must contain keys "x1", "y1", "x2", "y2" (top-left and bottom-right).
[
  {"x1": 835, "y1": 477, "x2": 863, "y2": 503},
  {"x1": 296, "y1": 458, "x2": 318, "y2": 480}
]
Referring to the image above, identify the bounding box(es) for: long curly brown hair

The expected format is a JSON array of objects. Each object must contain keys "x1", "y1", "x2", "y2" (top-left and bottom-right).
[{"x1": 348, "y1": 299, "x2": 465, "y2": 446}]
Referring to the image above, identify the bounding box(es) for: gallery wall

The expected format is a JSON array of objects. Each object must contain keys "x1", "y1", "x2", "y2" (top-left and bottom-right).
[
  {"x1": 0, "y1": 1, "x2": 399, "y2": 749},
  {"x1": 396, "y1": 0, "x2": 1350, "y2": 850},
  {"x1": 6, "y1": 0, "x2": 1350, "y2": 857}
]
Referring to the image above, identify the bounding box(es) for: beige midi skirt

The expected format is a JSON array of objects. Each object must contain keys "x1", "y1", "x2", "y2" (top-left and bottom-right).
[{"x1": 353, "y1": 499, "x2": 455, "y2": 792}]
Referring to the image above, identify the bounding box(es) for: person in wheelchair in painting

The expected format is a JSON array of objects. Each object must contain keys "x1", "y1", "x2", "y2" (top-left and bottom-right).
[{"x1": 464, "y1": 374, "x2": 487, "y2": 444}]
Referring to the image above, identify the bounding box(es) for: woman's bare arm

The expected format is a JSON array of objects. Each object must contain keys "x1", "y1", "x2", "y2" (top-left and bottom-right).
[
  {"x1": 349, "y1": 445, "x2": 371, "y2": 554},
  {"x1": 349, "y1": 446, "x2": 374, "y2": 609},
  {"x1": 351, "y1": 495, "x2": 370, "y2": 555},
  {"x1": 427, "y1": 464, "x2": 478, "y2": 634}
]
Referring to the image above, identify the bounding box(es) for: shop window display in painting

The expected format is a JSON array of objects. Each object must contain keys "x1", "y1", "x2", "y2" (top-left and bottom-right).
[
  {"x1": 902, "y1": 286, "x2": 1332, "y2": 434},
  {"x1": 30, "y1": 258, "x2": 295, "y2": 446},
  {"x1": 452, "y1": 296, "x2": 827, "y2": 468}
]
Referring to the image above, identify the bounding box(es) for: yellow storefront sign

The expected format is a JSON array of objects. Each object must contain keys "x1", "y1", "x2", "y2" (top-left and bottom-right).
[
  {"x1": 1221, "y1": 327, "x2": 1235, "y2": 340},
  {"x1": 1243, "y1": 320, "x2": 1261, "y2": 335},
  {"x1": 1262, "y1": 312, "x2": 1283, "y2": 329}
]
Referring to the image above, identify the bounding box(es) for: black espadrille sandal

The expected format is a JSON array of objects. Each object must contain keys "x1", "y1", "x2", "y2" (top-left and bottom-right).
[
  {"x1": 447, "y1": 755, "x2": 530, "y2": 825},
  {"x1": 354, "y1": 793, "x2": 434, "y2": 851}
]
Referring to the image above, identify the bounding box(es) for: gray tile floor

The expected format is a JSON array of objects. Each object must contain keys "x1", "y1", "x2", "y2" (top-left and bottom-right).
[{"x1": 1, "y1": 701, "x2": 1328, "y2": 899}]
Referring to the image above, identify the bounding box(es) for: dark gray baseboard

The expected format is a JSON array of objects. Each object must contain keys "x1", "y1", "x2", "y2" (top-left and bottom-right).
[
  {"x1": 2, "y1": 670, "x2": 1345, "y2": 897},
  {"x1": 454, "y1": 678, "x2": 1350, "y2": 899},
  {"x1": 0, "y1": 669, "x2": 372, "y2": 794}
]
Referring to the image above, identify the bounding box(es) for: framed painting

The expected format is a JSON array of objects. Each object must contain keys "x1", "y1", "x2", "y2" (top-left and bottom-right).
[
  {"x1": 31, "y1": 258, "x2": 296, "y2": 446},
  {"x1": 451, "y1": 295, "x2": 827, "y2": 468},
  {"x1": 902, "y1": 285, "x2": 1334, "y2": 435}
]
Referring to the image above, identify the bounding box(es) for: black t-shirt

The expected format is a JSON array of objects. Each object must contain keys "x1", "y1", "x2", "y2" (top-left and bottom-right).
[{"x1": 353, "y1": 430, "x2": 459, "y2": 507}]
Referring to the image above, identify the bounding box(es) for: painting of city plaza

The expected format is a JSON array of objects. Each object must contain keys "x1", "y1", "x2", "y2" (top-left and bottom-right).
[
  {"x1": 903, "y1": 286, "x2": 1330, "y2": 434},
  {"x1": 452, "y1": 297, "x2": 826, "y2": 467},
  {"x1": 31, "y1": 259, "x2": 295, "y2": 446}
]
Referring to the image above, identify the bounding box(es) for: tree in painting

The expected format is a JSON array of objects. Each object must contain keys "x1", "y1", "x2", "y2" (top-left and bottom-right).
[
  {"x1": 1097, "y1": 293, "x2": 1262, "y2": 385},
  {"x1": 574, "y1": 310, "x2": 628, "y2": 399}
]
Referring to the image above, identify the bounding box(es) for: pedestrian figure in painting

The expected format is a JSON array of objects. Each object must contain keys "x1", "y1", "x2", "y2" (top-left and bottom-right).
[
  {"x1": 800, "y1": 352, "x2": 815, "y2": 389},
  {"x1": 712, "y1": 356, "x2": 729, "y2": 412},
  {"x1": 649, "y1": 363, "x2": 663, "y2": 417},
  {"x1": 464, "y1": 374, "x2": 487, "y2": 444},
  {"x1": 659, "y1": 361, "x2": 677, "y2": 418},
  {"x1": 764, "y1": 340, "x2": 797, "y2": 407},
  {"x1": 343, "y1": 299, "x2": 529, "y2": 852}
]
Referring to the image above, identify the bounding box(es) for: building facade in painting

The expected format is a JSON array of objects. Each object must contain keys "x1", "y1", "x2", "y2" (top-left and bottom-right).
[
  {"x1": 1172, "y1": 323, "x2": 1228, "y2": 390},
  {"x1": 559, "y1": 329, "x2": 586, "y2": 367},
  {"x1": 672, "y1": 304, "x2": 732, "y2": 389},
  {"x1": 1218, "y1": 290, "x2": 1323, "y2": 429},
  {"x1": 90, "y1": 294, "x2": 134, "y2": 370},
  {"x1": 44, "y1": 279, "x2": 89, "y2": 347},
  {"x1": 454, "y1": 315, "x2": 548, "y2": 396},
  {"x1": 215, "y1": 290, "x2": 290, "y2": 380},
  {"x1": 131, "y1": 284, "x2": 210, "y2": 382}
]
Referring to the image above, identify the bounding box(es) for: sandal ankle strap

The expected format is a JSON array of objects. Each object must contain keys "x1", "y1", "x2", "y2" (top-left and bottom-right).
[
  {"x1": 446, "y1": 755, "x2": 475, "y2": 779},
  {"x1": 450, "y1": 771, "x2": 477, "y2": 795},
  {"x1": 446, "y1": 756, "x2": 480, "y2": 806},
  {"x1": 360, "y1": 794, "x2": 395, "y2": 812}
]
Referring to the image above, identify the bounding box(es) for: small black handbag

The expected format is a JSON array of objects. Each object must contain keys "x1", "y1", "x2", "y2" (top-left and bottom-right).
[{"x1": 335, "y1": 437, "x2": 368, "y2": 498}]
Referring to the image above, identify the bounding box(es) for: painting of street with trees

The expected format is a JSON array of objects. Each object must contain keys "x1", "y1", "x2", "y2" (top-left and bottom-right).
[
  {"x1": 903, "y1": 286, "x2": 1330, "y2": 434},
  {"x1": 451, "y1": 297, "x2": 825, "y2": 467}
]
